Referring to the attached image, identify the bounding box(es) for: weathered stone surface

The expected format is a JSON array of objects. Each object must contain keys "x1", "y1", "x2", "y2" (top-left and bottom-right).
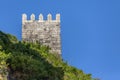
[{"x1": 22, "y1": 14, "x2": 61, "y2": 54}]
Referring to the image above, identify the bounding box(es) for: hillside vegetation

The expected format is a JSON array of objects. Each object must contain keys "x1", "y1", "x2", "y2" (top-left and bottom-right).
[{"x1": 0, "y1": 31, "x2": 95, "y2": 80}]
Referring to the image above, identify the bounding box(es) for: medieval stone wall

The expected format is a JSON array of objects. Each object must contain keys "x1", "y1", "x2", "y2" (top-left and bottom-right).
[{"x1": 22, "y1": 14, "x2": 61, "y2": 54}]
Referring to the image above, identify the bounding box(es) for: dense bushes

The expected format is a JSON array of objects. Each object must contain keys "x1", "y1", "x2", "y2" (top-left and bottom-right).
[{"x1": 0, "y1": 31, "x2": 93, "y2": 80}]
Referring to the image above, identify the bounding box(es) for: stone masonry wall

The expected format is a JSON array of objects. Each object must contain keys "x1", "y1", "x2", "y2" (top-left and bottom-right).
[{"x1": 22, "y1": 14, "x2": 61, "y2": 54}]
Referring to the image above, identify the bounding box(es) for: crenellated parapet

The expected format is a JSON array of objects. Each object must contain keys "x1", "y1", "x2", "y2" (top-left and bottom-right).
[{"x1": 22, "y1": 13, "x2": 60, "y2": 24}]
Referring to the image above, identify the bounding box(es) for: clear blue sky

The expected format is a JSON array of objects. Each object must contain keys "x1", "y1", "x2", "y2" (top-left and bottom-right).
[{"x1": 0, "y1": 0, "x2": 120, "y2": 80}]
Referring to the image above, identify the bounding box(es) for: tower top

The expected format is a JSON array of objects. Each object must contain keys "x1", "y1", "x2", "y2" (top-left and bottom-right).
[{"x1": 22, "y1": 13, "x2": 60, "y2": 24}]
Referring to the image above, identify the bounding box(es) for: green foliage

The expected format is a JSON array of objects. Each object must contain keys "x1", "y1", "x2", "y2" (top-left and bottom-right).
[
  {"x1": 0, "y1": 31, "x2": 94, "y2": 80},
  {"x1": 0, "y1": 51, "x2": 10, "y2": 80},
  {"x1": 0, "y1": 51, "x2": 9, "y2": 75}
]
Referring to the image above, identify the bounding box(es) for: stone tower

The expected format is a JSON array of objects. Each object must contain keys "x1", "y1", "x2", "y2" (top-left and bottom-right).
[{"x1": 22, "y1": 13, "x2": 61, "y2": 54}]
